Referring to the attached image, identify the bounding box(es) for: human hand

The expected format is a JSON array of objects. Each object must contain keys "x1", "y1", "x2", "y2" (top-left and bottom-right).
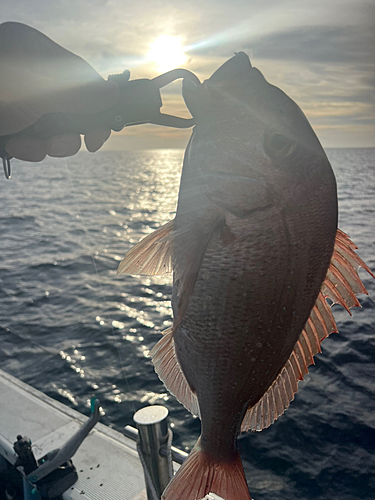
[{"x1": 0, "y1": 22, "x2": 119, "y2": 161}]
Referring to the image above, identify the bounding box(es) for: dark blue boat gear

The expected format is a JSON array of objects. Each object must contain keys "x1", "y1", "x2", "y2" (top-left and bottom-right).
[{"x1": 13, "y1": 398, "x2": 100, "y2": 499}]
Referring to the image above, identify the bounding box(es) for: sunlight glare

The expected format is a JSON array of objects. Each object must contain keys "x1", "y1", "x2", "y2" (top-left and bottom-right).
[{"x1": 148, "y1": 35, "x2": 187, "y2": 72}]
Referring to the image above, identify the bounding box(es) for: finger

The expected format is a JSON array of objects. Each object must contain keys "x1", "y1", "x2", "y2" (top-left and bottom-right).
[
  {"x1": 84, "y1": 129, "x2": 111, "y2": 152},
  {"x1": 5, "y1": 138, "x2": 47, "y2": 162},
  {"x1": 47, "y1": 134, "x2": 81, "y2": 157},
  {"x1": 66, "y1": 80, "x2": 119, "y2": 115}
]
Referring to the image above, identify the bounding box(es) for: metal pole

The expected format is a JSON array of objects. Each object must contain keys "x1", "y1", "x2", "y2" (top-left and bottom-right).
[
  {"x1": 124, "y1": 424, "x2": 188, "y2": 465},
  {"x1": 133, "y1": 406, "x2": 172, "y2": 500}
]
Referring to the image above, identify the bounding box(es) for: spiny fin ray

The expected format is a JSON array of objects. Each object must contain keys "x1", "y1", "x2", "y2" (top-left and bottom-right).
[
  {"x1": 151, "y1": 327, "x2": 200, "y2": 418},
  {"x1": 162, "y1": 438, "x2": 251, "y2": 500},
  {"x1": 241, "y1": 228, "x2": 373, "y2": 433},
  {"x1": 117, "y1": 220, "x2": 174, "y2": 276}
]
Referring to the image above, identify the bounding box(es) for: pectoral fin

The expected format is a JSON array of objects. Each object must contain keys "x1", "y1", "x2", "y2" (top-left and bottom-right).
[
  {"x1": 117, "y1": 214, "x2": 223, "y2": 333},
  {"x1": 241, "y1": 229, "x2": 374, "y2": 433},
  {"x1": 117, "y1": 220, "x2": 174, "y2": 276}
]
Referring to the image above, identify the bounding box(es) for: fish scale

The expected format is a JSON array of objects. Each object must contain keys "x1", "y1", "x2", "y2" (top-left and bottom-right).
[{"x1": 172, "y1": 204, "x2": 311, "y2": 461}]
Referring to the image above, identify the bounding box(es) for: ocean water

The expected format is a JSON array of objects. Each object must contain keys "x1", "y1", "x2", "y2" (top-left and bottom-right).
[{"x1": 0, "y1": 148, "x2": 374, "y2": 500}]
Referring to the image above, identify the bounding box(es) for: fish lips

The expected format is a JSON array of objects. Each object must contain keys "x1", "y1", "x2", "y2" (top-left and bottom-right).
[
  {"x1": 183, "y1": 52, "x2": 263, "y2": 121},
  {"x1": 208, "y1": 51, "x2": 253, "y2": 84}
]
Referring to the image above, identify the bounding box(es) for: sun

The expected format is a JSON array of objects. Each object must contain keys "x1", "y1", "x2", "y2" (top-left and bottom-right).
[{"x1": 148, "y1": 35, "x2": 187, "y2": 72}]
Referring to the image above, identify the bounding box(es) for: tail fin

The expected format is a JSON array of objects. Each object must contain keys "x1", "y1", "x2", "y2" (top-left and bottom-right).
[{"x1": 162, "y1": 439, "x2": 251, "y2": 500}]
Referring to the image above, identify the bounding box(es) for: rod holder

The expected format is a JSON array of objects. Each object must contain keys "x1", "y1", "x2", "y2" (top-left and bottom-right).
[{"x1": 133, "y1": 406, "x2": 172, "y2": 499}]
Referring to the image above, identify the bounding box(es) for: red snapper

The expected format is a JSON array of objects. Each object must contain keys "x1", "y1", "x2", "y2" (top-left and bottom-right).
[{"x1": 118, "y1": 52, "x2": 374, "y2": 500}]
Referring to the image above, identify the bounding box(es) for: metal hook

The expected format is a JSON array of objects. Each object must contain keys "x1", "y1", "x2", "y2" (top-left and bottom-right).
[
  {"x1": 3, "y1": 156, "x2": 11, "y2": 179},
  {"x1": 145, "y1": 69, "x2": 200, "y2": 128},
  {"x1": 152, "y1": 68, "x2": 200, "y2": 90}
]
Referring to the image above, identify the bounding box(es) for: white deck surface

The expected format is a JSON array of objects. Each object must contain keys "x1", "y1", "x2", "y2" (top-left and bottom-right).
[{"x1": 0, "y1": 369, "x2": 147, "y2": 500}]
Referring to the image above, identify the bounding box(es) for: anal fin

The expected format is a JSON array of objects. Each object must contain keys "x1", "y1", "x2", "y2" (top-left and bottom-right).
[{"x1": 241, "y1": 228, "x2": 374, "y2": 433}]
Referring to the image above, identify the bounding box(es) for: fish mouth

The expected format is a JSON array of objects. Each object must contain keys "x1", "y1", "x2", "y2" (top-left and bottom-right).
[
  {"x1": 182, "y1": 52, "x2": 252, "y2": 95},
  {"x1": 182, "y1": 52, "x2": 257, "y2": 120},
  {"x1": 208, "y1": 52, "x2": 252, "y2": 84}
]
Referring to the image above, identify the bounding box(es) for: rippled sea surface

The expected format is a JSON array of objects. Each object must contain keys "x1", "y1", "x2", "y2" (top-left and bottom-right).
[{"x1": 0, "y1": 148, "x2": 374, "y2": 500}]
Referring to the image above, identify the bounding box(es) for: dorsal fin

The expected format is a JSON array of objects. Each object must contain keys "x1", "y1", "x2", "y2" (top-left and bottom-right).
[
  {"x1": 241, "y1": 228, "x2": 374, "y2": 433},
  {"x1": 117, "y1": 220, "x2": 174, "y2": 276},
  {"x1": 151, "y1": 327, "x2": 200, "y2": 417}
]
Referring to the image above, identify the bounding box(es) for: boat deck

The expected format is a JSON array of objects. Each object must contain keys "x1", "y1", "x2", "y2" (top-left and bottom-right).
[{"x1": 0, "y1": 368, "x2": 148, "y2": 499}]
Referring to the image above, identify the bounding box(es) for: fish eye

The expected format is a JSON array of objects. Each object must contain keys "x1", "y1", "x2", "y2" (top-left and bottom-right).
[{"x1": 264, "y1": 132, "x2": 297, "y2": 158}]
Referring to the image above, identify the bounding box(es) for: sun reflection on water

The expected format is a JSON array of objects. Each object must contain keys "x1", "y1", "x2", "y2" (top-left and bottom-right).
[{"x1": 1, "y1": 150, "x2": 190, "y2": 445}]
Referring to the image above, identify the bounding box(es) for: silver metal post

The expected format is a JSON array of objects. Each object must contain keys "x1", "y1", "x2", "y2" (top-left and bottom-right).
[
  {"x1": 124, "y1": 424, "x2": 188, "y2": 464},
  {"x1": 133, "y1": 405, "x2": 173, "y2": 500}
]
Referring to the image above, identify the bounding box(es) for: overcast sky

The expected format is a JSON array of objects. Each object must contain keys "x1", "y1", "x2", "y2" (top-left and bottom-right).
[{"x1": 2, "y1": 0, "x2": 374, "y2": 149}]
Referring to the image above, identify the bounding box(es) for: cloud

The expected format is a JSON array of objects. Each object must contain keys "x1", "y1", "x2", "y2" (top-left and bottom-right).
[
  {"x1": 248, "y1": 25, "x2": 374, "y2": 65},
  {"x1": 240, "y1": 17, "x2": 375, "y2": 147},
  {"x1": 2, "y1": 0, "x2": 374, "y2": 147}
]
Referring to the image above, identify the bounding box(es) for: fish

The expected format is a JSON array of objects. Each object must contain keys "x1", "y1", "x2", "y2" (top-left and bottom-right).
[{"x1": 117, "y1": 52, "x2": 374, "y2": 500}]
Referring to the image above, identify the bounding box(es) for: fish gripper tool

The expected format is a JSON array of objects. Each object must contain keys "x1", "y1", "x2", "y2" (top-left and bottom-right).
[{"x1": 0, "y1": 68, "x2": 200, "y2": 179}]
